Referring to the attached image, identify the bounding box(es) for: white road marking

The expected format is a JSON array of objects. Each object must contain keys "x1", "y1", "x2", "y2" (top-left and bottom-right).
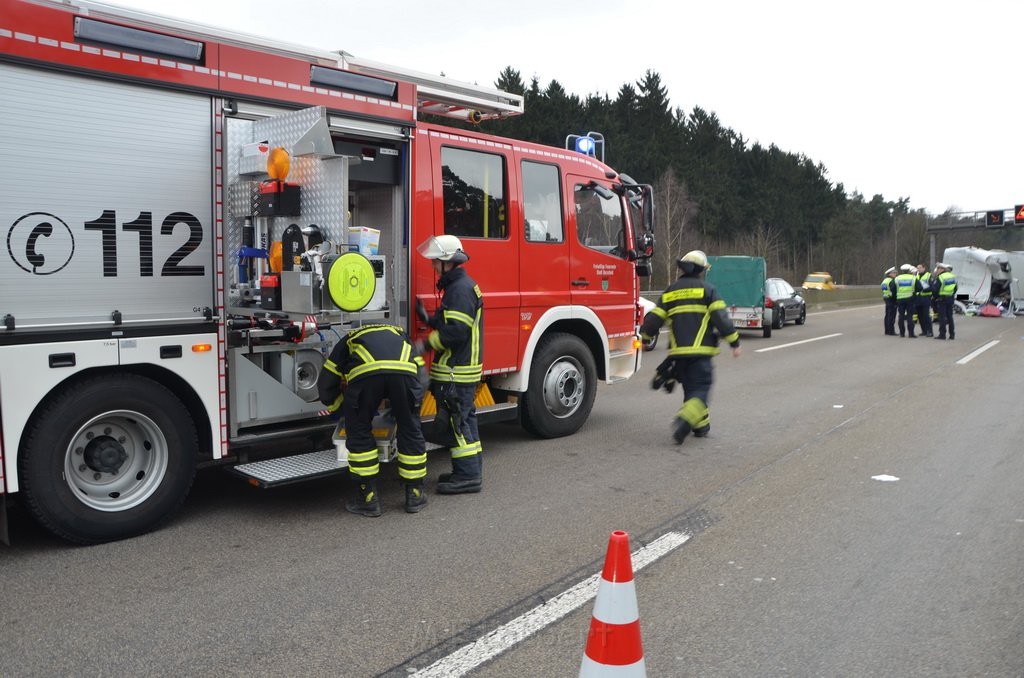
[
  {"x1": 811, "y1": 305, "x2": 879, "y2": 316},
  {"x1": 755, "y1": 333, "x2": 843, "y2": 352},
  {"x1": 872, "y1": 474, "x2": 900, "y2": 482},
  {"x1": 409, "y1": 531, "x2": 691, "y2": 677},
  {"x1": 956, "y1": 340, "x2": 1000, "y2": 365}
]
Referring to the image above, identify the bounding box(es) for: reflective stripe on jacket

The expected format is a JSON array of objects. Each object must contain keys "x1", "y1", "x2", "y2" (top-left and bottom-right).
[
  {"x1": 894, "y1": 273, "x2": 917, "y2": 300},
  {"x1": 427, "y1": 266, "x2": 484, "y2": 383},
  {"x1": 916, "y1": 271, "x2": 932, "y2": 297},
  {"x1": 937, "y1": 271, "x2": 958, "y2": 297},
  {"x1": 640, "y1": 275, "x2": 740, "y2": 357},
  {"x1": 881, "y1": 276, "x2": 894, "y2": 299},
  {"x1": 319, "y1": 324, "x2": 423, "y2": 412}
]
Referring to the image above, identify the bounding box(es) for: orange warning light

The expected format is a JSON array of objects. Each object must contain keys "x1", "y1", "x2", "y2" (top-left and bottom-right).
[{"x1": 267, "y1": 146, "x2": 291, "y2": 181}]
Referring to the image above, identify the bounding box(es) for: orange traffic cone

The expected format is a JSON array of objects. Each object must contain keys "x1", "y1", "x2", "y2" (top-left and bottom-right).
[{"x1": 579, "y1": 530, "x2": 646, "y2": 677}]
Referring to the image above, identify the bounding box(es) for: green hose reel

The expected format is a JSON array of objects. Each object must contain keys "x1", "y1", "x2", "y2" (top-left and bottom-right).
[{"x1": 323, "y1": 251, "x2": 376, "y2": 312}]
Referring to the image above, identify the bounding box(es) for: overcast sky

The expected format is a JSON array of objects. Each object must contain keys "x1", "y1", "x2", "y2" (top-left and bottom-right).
[{"x1": 108, "y1": 0, "x2": 1022, "y2": 217}]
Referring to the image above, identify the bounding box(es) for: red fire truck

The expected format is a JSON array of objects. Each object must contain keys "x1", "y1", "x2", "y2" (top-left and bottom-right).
[{"x1": 0, "y1": 0, "x2": 655, "y2": 543}]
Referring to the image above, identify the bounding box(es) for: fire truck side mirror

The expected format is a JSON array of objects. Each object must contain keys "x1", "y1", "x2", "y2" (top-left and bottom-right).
[{"x1": 636, "y1": 231, "x2": 655, "y2": 259}]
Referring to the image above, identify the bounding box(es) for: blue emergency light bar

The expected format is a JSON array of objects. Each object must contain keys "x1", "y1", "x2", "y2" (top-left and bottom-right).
[
  {"x1": 575, "y1": 137, "x2": 596, "y2": 156},
  {"x1": 566, "y1": 132, "x2": 604, "y2": 162}
]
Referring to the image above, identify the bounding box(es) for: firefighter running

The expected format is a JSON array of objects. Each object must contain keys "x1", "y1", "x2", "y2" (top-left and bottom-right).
[
  {"x1": 641, "y1": 250, "x2": 742, "y2": 444},
  {"x1": 318, "y1": 324, "x2": 428, "y2": 516},
  {"x1": 416, "y1": 235, "x2": 485, "y2": 494}
]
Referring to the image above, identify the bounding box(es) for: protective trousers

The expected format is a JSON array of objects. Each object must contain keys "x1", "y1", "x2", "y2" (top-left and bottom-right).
[
  {"x1": 342, "y1": 374, "x2": 427, "y2": 486},
  {"x1": 670, "y1": 356, "x2": 713, "y2": 430},
  {"x1": 883, "y1": 299, "x2": 897, "y2": 335},
  {"x1": 897, "y1": 298, "x2": 916, "y2": 337},
  {"x1": 916, "y1": 297, "x2": 933, "y2": 335},
  {"x1": 935, "y1": 298, "x2": 955, "y2": 339},
  {"x1": 427, "y1": 381, "x2": 482, "y2": 480}
]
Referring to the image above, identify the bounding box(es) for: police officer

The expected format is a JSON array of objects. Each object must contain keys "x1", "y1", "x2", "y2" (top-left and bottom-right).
[
  {"x1": 319, "y1": 324, "x2": 428, "y2": 516},
  {"x1": 933, "y1": 262, "x2": 958, "y2": 340},
  {"x1": 915, "y1": 263, "x2": 934, "y2": 337},
  {"x1": 894, "y1": 264, "x2": 919, "y2": 338},
  {"x1": 416, "y1": 234, "x2": 484, "y2": 494},
  {"x1": 881, "y1": 266, "x2": 898, "y2": 335},
  {"x1": 640, "y1": 250, "x2": 741, "y2": 444}
]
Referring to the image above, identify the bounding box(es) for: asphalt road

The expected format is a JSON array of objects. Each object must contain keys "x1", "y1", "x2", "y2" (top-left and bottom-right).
[{"x1": 2, "y1": 305, "x2": 1022, "y2": 677}]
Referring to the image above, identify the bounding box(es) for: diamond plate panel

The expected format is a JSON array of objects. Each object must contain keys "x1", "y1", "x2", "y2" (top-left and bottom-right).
[
  {"x1": 224, "y1": 108, "x2": 349, "y2": 307},
  {"x1": 233, "y1": 449, "x2": 344, "y2": 483}
]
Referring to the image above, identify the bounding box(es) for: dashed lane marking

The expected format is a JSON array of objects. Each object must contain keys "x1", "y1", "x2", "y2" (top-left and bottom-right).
[
  {"x1": 755, "y1": 333, "x2": 843, "y2": 353},
  {"x1": 956, "y1": 340, "x2": 999, "y2": 365}
]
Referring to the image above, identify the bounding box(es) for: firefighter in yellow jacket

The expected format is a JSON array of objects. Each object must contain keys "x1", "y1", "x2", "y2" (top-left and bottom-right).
[
  {"x1": 318, "y1": 324, "x2": 427, "y2": 516},
  {"x1": 641, "y1": 250, "x2": 742, "y2": 444}
]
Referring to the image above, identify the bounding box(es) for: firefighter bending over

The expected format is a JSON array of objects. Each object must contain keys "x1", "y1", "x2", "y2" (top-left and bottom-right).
[
  {"x1": 641, "y1": 250, "x2": 742, "y2": 444},
  {"x1": 415, "y1": 234, "x2": 484, "y2": 494},
  {"x1": 318, "y1": 324, "x2": 428, "y2": 516}
]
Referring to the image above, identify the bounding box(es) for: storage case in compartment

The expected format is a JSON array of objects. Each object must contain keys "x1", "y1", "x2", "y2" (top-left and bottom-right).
[
  {"x1": 332, "y1": 419, "x2": 397, "y2": 463},
  {"x1": 280, "y1": 270, "x2": 320, "y2": 314},
  {"x1": 256, "y1": 181, "x2": 301, "y2": 216}
]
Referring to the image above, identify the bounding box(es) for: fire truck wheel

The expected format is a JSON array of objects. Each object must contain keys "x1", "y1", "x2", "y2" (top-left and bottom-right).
[
  {"x1": 521, "y1": 333, "x2": 597, "y2": 438},
  {"x1": 19, "y1": 374, "x2": 198, "y2": 544}
]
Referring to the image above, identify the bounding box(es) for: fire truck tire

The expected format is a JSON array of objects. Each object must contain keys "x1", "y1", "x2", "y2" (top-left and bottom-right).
[
  {"x1": 19, "y1": 374, "x2": 198, "y2": 544},
  {"x1": 521, "y1": 333, "x2": 597, "y2": 438}
]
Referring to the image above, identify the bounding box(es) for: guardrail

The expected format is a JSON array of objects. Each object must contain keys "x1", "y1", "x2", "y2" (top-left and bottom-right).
[
  {"x1": 641, "y1": 286, "x2": 881, "y2": 311},
  {"x1": 800, "y1": 287, "x2": 880, "y2": 310}
]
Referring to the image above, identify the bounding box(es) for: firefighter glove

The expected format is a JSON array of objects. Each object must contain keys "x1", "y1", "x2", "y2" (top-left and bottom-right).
[
  {"x1": 651, "y1": 372, "x2": 676, "y2": 393},
  {"x1": 415, "y1": 298, "x2": 430, "y2": 324}
]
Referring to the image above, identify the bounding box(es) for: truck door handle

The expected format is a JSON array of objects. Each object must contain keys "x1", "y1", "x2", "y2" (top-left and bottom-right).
[{"x1": 572, "y1": 279, "x2": 590, "y2": 287}]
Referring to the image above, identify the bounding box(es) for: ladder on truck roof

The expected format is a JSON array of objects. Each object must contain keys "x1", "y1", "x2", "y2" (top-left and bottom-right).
[
  {"x1": 53, "y1": 0, "x2": 524, "y2": 123},
  {"x1": 340, "y1": 53, "x2": 524, "y2": 122}
]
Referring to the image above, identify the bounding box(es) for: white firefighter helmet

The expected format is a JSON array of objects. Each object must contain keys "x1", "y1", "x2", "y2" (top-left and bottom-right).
[
  {"x1": 417, "y1": 234, "x2": 469, "y2": 264},
  {"x1": 678, "y1": 249, "x2": 710, "y2": 273}
]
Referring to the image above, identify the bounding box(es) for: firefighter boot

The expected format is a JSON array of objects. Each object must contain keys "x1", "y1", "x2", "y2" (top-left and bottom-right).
[
  {"x1": 346, "y1": 479, "x2": 382, "y2": 517},
  {"x1": 404, "y1": 484, "x2": 428, "y2": 513},
  {"x1": 672, "y1": 417, "x2": 692, "y2": 444},
  {"x1": 675, "y1": 397, "x2": 709, "y2": 444},
  {"x1": 437, "y1": 455, "x2": 482, "y2": 494},
  {"x1": 438, "y1": 452, "x2": 482, "y2": 484}
]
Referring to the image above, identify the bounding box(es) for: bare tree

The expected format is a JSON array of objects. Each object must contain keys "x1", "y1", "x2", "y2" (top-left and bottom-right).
[
  {"x1": 737, "y1": 223, "x2": 783, "y2": 264},
  {"x1": 652, "y1": 168, "x2": 699, "y2": 289}
]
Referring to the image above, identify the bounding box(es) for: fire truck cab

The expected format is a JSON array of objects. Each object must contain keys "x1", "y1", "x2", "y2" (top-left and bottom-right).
[{"x1": 0, "y1": 0, "x2": 655, "y2": 543}]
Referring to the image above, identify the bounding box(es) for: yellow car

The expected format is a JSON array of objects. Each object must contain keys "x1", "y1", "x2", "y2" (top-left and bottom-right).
[{"x1": 802, "y1": 272, "x2": 836, "y2": 290}]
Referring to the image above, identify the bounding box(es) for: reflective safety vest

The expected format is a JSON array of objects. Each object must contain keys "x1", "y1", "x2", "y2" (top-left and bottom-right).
[
  {"x1": 881, "y1": 276, "x2": 894, "y2": 299},
  {"x1": 319, "y1": 324, "x2": 424, "y2": 412},
  {"x1": 894, "y1": 273, "x2": 916, "y2": 300},
  {"x1": 937, "y1": 271, "x2": 957, "y2": 297},
  {"x1": 916, "y1": 271, "x2": 932, "y2": 297}
]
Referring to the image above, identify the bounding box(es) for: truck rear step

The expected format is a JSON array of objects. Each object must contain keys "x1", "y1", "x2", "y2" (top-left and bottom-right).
[
  {"x1": 230, "y1": 449, "x2": 344, "y2": 488},
  {"x1": 229, "y1": 397, "x2": 517, "y2": 488}
]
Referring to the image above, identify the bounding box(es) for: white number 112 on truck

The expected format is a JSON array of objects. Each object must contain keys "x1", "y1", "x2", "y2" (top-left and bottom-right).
[{"x1": 0, "y1": 0, "x2": 655, "y2": 544}]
